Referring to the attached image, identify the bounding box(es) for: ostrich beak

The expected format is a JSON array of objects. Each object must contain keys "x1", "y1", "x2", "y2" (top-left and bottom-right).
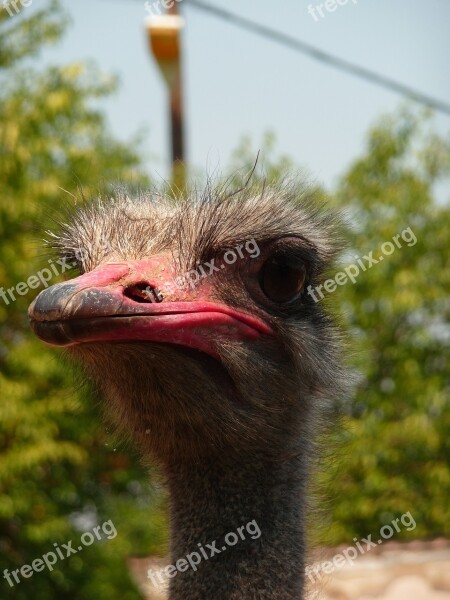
[{"x1": 28, "y1": 259, "x2": 272, "y2": 357}]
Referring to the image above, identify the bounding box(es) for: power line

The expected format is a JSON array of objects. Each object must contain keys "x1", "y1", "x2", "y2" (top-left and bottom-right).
[{"x1": 185, "y1": 0, "x2": 450, "y2": 117}]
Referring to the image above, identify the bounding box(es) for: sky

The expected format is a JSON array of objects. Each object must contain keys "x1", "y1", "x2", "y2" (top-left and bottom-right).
[{"x1": 34, "y1": 0, "x2": 450, "y2": 191}]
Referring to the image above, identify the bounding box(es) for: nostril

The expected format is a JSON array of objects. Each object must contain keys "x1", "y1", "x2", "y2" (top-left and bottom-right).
[{"x1": 124, "y1": 283, "x2": 164, "y2": 304}]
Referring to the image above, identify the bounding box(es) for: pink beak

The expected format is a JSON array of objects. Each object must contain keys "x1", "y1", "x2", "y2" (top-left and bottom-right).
[{"x1": 28, "y1": 259, "x2": 272, "y2": 359}]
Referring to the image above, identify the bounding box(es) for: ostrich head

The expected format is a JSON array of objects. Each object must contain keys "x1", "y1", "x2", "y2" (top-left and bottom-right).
[{"x1": 29, "y1": 182, "x2": 343, "y2": 600}]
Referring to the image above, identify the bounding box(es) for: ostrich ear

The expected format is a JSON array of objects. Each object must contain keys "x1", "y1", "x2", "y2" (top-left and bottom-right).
[{"x1": 28, "y1": 257, "x2": 273, "y2": 356}]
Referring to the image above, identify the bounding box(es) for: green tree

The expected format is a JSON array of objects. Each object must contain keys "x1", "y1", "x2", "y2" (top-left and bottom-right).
[
  {"x1": 0, "y1": 4, "x2": 167, "y2": 599},
  {"x1": 325, "y1": 109, "x2": 450, "y2": 542}
]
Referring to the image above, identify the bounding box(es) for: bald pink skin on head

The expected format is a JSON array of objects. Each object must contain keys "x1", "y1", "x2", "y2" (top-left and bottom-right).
[{"x1": 70, "y1": 258, "x2": 213, "y2": 301}]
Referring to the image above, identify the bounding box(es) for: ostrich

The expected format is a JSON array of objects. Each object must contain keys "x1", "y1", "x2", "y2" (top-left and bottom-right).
[{"x1": 28, "y1": 182, "x2": 344, "y2": 600}]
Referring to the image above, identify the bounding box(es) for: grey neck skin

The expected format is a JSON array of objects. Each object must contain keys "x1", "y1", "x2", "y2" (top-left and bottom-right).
[{"x1": 162, "y1": 454, "x2": 307, "y2": 600}]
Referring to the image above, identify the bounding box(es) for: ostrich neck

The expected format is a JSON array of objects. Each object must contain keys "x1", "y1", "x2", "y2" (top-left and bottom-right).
[{"x1": 164, "y1": 455, "x2": 307, "y2": 600}]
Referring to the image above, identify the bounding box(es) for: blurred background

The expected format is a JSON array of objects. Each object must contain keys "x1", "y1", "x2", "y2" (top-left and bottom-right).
[{"x1": 0, "y1": 1, "x2": 449, "y2": 598}]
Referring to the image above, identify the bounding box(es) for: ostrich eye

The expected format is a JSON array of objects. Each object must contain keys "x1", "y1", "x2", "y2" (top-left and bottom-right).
[{"x1": 259, "y1": 253, "x2": 306, "y2": 303}]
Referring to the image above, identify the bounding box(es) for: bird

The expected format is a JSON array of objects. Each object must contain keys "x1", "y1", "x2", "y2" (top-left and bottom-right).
[{"x1": 28, "y1": 180, "x2": 344, "y2": 600}]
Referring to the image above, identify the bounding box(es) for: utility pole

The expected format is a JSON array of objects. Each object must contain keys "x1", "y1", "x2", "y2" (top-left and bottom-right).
[{"x1": 145, "y1": 5, "x2": 186, "y2": 190}]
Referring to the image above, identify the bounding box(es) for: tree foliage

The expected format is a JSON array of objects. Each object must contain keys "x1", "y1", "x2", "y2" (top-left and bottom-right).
[
  {"x1": 325, "y1": 109, "x2": 450, "y2": 542},
  {"x1": 0, "y1": 4, "x2": 166, "y2": 599}
]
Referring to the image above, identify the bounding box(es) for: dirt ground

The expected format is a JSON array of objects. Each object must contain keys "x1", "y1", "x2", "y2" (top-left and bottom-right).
[
  {"x1": 307, "y1": 539, "x2": 450, "y2": 599},
  {"x1": 128, "y1": 539, "x2": 450, "y2": 599}
]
